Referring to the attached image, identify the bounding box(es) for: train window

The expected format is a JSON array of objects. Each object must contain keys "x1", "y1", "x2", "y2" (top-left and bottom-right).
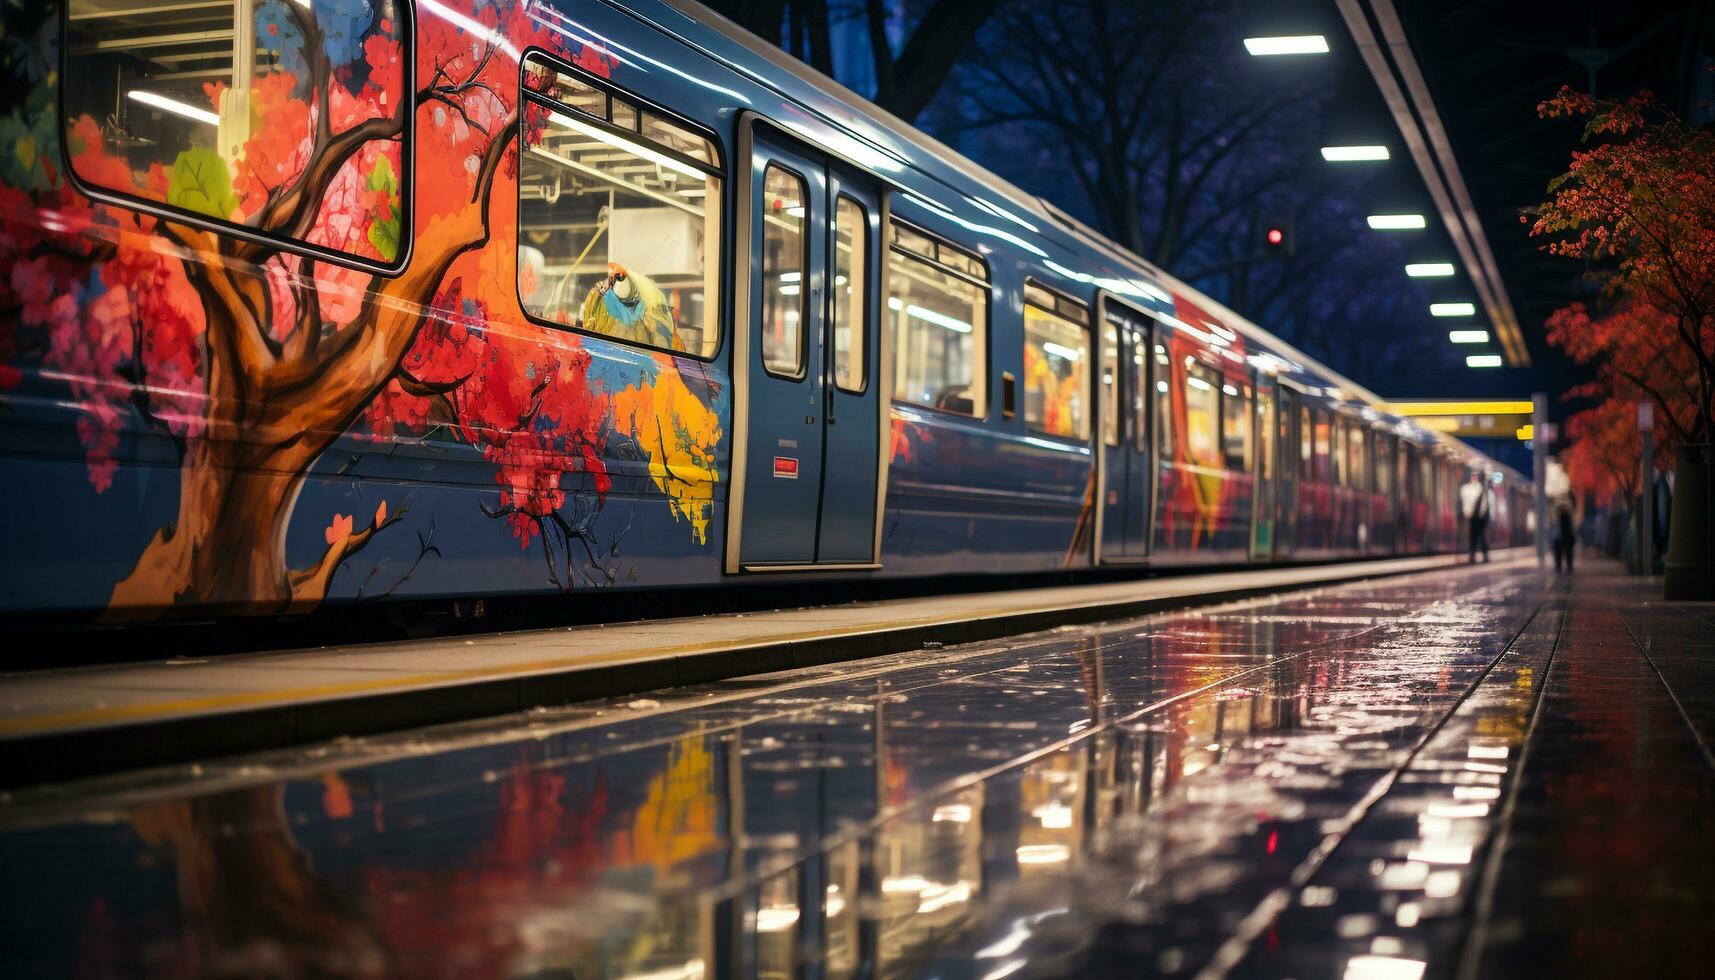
[
  {"x1": 832, "y1": 195, "x2": 867, "y2": 392},
  {"x1": 1313, "y1": 410, "x2": 1332, "y2": 484},
  {"x1": 889, "y1": 225, "x2": 989, "y2": 417},
  {"x1": 1220, "y1": 382, "x2": 1252, "y2": 470},
  {"x1": 1375, "y1": 435, "x2": 1393, "y2": 496},
  {"x1": 1022, "y1": 295, "x2": 1090, "y2": 440},
  {"x1": 519, "y1": 54, "x2": 723, "y2": 359},
  {"x1": 1259, "y1": 396, "x2": 1275, "y2": 480},
  {"x1": 1155, "y1": 344, "x2": 1173, "y2": 457},
  {"x1": 1347, "y1": 424, "x2": 1368, "y2": 491},
  {"x1": 1332, "y1": 417, "x2": 1349, "y2": 486},
  {"x1": 1101, "y1": 321, "x2": 1120, "y2": 447},
  {"x1": 1133, "y1": 332, "x2": 1150, "y2": 452},
  {"x1": 759, "y1": 165, "x2": 808, "y2": 377},
  {"x1": 1299, "y1": 404, "x2": 1313, "y2": 480},
  {"x1": 1184, "y1": 362, "x2": 1221, "y2": 468},
  {"x1": 63, "y1": 0, "x2": 410, "y2": 271}
]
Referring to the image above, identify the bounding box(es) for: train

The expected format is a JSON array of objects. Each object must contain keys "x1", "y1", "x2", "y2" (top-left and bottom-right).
[{"x1": 0, "y1": 0, "x2": 1532, "y2": 622}]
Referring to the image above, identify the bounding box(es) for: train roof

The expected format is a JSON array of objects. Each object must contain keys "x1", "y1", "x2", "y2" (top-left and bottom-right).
[{"x1": 640, "y1": 0, "x2": 1527, "y2": 484}]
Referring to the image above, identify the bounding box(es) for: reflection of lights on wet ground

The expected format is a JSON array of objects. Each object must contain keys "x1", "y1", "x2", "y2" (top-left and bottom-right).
[
  {"x1": 616, "y1": 959, "x2": 705, "y2": 980},
  {"x1": 916, "y1": 880, "x2": 973, "y2": 913},
  {"x1": 881, "y1": 874, "x2": 931, "y2": 894},
  {"x1": 1427, "y1": 802, "x2": 1490, "y2": 818},
  {"x1": 1468, "y1": 743, "x2": 1510, "y2": 759},
  {"x1": 1016, "y1": 844, "x2": 1070, "y2": 865},
  {"x1": 754, "y1": 905, "x2": 800, "y2": 932},
  {"x1": 1453, "y1": 785, "x2": 1501, "y2": 801},
  {"x1": 1031, "y1": 802, "x2": 1073, "y2": 829},
  {"x1": 932, "y1": 803, "x2": 973, "y2": 823},
  {"x1": 980, "y1": 959, "x2": 1027, "y2": 980},
  {"x1": 1405, "y1": 842, "x2": 1473, "y2": 865},
  {"x1": 1424, "y1": 870, "x2": 1462, "y2": 898},
  {"x1": 1342, "y1": 954, "x2": 1426, "y2": 980}
]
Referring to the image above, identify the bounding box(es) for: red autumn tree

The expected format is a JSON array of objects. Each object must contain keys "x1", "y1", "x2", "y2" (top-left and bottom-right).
[
  {"x1": 1559, "y1": 393, "x2": 1673, "y2": 502},
  {"x1": 1531, "y1": 89, "x2": 1715, "y2": 455}
]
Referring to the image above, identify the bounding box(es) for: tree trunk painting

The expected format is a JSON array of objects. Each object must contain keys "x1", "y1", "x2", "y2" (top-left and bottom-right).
[{"x1": 0, "y1": 0, "x2": 724, "y2": 617}]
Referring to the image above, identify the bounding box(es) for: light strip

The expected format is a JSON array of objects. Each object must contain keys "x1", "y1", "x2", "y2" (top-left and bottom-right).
[
  {"x1": 1381, "y1": 400, "x2": 1534, "y2": 416},
  {"x1": 1406, "y1": 262, "x2": 1455, "y2": 277},
  {"x1": 1448, "y1": 329, "x2": 1489, "y2": 343},
  {"x1": 128, "y1": 89, "x2": 220, "y2": 126},
  {"x1": 1367, "y1": 213, "x2": 1426, "y2": 229},
  {"x1": 905, "y1": 304, "x2": 972, "y2": 334},
  {"x1": 1466, "y1": 354, "x2": 1503, "y2": 368},
  {"x1": 1321, "y1": 145, "x2": 1389, "y2": 161},
  {"x1": 1041, "y1": 342, "x2": 1083, "y2": 361},
  {"x1": 1431, "y1": 302, "x2": 1476, "y2": 317},
  {"x1": 546, "y1": 109, "x2": 705, "y2": 180},
  {"x1": 1244, "y1": 35, "x2": 1330, "y2": 56}
]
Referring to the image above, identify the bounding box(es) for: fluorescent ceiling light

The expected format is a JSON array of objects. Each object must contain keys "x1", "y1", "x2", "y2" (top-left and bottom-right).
[
  {"x1": 1186, "y1": 376, "x2": 1213, "y2": 391},
  {"x1": 1448, "y1": 329, "x2": 1489, "y2": 344},
  {"x1": 1368, "y1": 213, "x2": 1426, "y2": 230},
  {"x1": 1321, "y1": 145, "x2": 1389, "y2": 161},
  {"x1": 1431, "y1": 302, "x2": 1476, "y2": 317},
  {"x1": 1042, "y1": 342, "x2": 1083, "y2": 361},
  {"x1": 1244, "y1": 35, "x2": 1329, "y2": 56},
  {"x1": 128, "y1": 89, "x2": 220, "y2": 126},
  {"x1": 906, "y1": 304, "x2": 971, "y2": 334},
  {"x1": 1466, "y1": 354, "x2": 1503, "y2": 368},
  {"x1": 547, "y1": 109, "x2": 704, "y2": 179},
  {"x1": 1406, "y1": 262, "x2": 1455, "y2": 277}
]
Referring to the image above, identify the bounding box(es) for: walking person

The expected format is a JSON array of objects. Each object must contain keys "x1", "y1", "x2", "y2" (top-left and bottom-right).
[
  {"x1": 1459, "y1": 472, "x2": 1495, "y2": 563},
  {"x1": 1553, "y1": 502, "x2": 1576, "y2": 573}
]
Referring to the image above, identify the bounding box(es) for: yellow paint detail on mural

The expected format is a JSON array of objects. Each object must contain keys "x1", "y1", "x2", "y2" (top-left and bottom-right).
[{"x1": 614, "y1": 356, "x2": 722, "y2": 544}]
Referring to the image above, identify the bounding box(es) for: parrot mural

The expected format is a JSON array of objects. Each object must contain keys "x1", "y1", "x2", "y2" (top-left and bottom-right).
[{"x1": 582, "y1": 263, "x2": 680, "y2": 352}]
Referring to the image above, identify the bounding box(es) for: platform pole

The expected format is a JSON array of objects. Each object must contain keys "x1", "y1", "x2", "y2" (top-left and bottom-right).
[
  {"x1": 1640, "y1": 428, "x2": 1655, "y2": 577},
  {"x1": 1533, "y1": 393, "x2": 1548, "y2": 567}
]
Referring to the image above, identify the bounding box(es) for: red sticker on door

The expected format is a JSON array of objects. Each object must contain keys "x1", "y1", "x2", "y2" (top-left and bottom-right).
[{"x1": 773, "y1": 456, "x2": 799, "y2": 479}]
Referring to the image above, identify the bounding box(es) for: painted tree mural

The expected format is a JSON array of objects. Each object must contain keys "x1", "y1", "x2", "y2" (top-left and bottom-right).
[{"x1": 0, "y1": 0, "x2": 722, "y2": 615}]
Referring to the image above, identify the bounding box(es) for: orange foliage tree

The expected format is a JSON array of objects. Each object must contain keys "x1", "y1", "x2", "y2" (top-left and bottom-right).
[
  {"x1": 1, "y1": 1, "x2": 720, "y2": 615},
  {"x1": 1531, "y1": 88, "x2": 1715, "y2": 477}
]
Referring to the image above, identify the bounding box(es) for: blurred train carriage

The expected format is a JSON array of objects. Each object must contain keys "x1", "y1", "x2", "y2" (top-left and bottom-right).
[{"x1": 0, "y1": 0, "x2": 1531, "y2": 622}]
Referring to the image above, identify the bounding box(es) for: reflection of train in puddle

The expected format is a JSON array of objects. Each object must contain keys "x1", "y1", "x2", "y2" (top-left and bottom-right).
[{"x1": 5, "y1": 614, "x2": 1358, "y2": 977}]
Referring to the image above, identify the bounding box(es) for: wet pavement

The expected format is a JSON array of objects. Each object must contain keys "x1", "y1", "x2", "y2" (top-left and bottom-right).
[{"x1": 1, "y1": 558, "x2": 1711, "y2": 979}]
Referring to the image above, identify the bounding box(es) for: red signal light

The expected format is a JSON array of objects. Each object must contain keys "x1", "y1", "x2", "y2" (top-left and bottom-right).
[{"x1": 1266, "y1": 227, "x2": 1285, "y2": 246}]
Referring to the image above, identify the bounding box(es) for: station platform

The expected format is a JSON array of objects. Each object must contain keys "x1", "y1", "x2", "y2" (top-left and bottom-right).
[
  {"x1": 1, "y1": 554, "x2": 1708, "y2": 978},
  {"x1": 0, "y1": 553, "x2": 1481, "y2": 787}
]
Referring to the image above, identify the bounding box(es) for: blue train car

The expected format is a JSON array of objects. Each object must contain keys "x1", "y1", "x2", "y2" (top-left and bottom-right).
[{"x1": 0, "y1": 0, "x2": 1529, "y2": 622}]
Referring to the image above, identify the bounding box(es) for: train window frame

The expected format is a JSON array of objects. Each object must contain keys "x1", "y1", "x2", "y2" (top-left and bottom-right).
[
  {"x1": 1021, "y1": 278, "x2": 1092, "y2": 442},
  {"x1": 831, "y1": 193, "x2": 869, "y2": 394},
  {"x1": 1219, "y1": 380, "x2": 1252, "y2": 471},
  {"x1": 1312, "y1": 408, "x2": 1333, "y2": 484},
  {"x1": 515, "y1": 48, "x2": 727, "y2": 362},
  {"x1": 886, "y1": 219, "x2": 992, "y2": 420},
  {"x1": 58, "y1": 0, "x2": 417, "y2": 277},
  {"x1": 758, "y1": 161, "x2": 810, "y2": 380},
  {"x1": 1101, "y1": 318, "x2": 1121, "y2": 448},
  {"x1": 1183, "y1": 359, "x2": 1221, "y2": 469}
]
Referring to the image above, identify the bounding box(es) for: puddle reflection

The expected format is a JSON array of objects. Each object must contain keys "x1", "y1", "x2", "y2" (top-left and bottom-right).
[{"x1": 0, "y1": 575, "x2": 1540, "y2": 979}]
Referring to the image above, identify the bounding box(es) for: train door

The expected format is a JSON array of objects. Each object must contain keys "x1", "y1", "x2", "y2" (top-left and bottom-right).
[
  {"x1": 1251, "y1": 372, "x2": 1276, "y2": 559},
  {"x1": 731, "y1": 127, "x2": 885, "y2": 569},
  {"x1": 1098, "y1": 301, "x2": 1154, "y2": 560},
  {"x1": 1273, "y1": 387, "x2": 1298, "y2": 558}
]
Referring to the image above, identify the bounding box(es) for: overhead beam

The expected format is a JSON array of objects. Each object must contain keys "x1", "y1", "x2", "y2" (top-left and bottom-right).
[{"x1": 1334, "y1": 0, "x2": 1531, "y2": 367}]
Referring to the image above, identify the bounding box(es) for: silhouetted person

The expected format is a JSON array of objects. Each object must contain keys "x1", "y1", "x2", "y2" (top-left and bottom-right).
[
  {"x1": 1459, "y1": 472, "x2": 1495, "y2": 563},
  {"x1": 1553, "y1": 503, "x2": 1575, "y2": 573}
]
